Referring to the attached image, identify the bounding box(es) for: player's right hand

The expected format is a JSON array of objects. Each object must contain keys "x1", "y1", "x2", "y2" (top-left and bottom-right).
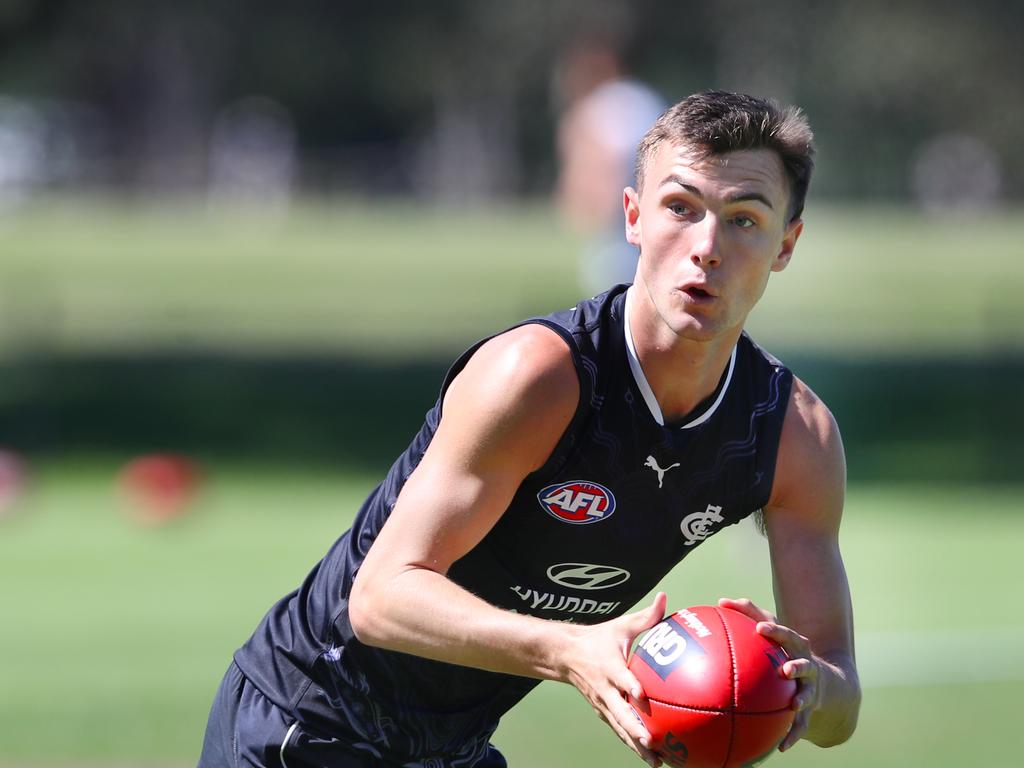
[
  {"x1": 719, "y1": 596, "x2": 824, "y2": 751},
  {"x1": 560, "y1": 591, "x2": 667, "y2": 768}
]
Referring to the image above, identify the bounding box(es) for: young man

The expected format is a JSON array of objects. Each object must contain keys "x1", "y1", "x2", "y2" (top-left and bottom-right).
[{"x1": 199, "y1": 91, "x2": 860, "y2": 768}]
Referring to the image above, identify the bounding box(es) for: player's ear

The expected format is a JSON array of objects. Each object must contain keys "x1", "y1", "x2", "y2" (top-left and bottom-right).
[
  {"x1": 771, "y1": 217, "x2": 803, "y2": 273},
  {"x1": 624, "y1": 187, "x2": 641, "y2": 247}
]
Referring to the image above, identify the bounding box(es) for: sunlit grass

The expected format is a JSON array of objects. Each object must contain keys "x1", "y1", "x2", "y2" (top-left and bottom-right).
[
  {"x1": 1, "y1": 199, "x2": 1021, "y2": 359},
  {"x1": 2, "y1": 462, "x2": 1021, "y2": 766}
]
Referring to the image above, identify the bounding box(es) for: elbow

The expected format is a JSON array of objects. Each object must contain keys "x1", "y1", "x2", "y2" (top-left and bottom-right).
[
  {"x1": 815, "y1": 718, "x2": 859, "y2": 749},
  {"x1": 348, "y1": 571, "x2": 387, "y2": 648},
  {"x1": 349, "y1": 559, "x2": 431, "y2": 651}
]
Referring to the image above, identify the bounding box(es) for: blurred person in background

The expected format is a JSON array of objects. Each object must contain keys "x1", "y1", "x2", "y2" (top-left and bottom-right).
[
  {"x1": 555, "y1": 32, "x2": 665, "y2": 296},
  {"x1": 199, "y1": 91, "x2": 860, "y2": 768}
]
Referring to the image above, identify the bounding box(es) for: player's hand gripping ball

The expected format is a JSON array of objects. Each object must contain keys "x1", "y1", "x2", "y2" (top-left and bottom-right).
[{"x1": 627, "y1": 605, "x2": 796, "y2": 767}]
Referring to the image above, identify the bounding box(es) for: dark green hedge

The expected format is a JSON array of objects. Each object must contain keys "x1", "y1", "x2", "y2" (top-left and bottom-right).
[{"x1": 2, "y1": 353, "x2": 1021, "y2": 484}]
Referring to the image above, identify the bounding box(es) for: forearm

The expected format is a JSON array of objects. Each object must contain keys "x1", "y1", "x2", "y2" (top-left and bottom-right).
[
  {"x1": 351, "y1": 561, "x2": 667, "y2": 767},
  {"x1": 805, "y1": 650, "x2": 861, "y2": 747},
  {"x1": 349, "y1": 565, "x2": 576, "y2": 683}
]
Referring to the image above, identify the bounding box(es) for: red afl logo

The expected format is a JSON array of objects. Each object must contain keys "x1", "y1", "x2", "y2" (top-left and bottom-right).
[{"x1": 537, "y1": 480, "x2": 616, "y2": 524}]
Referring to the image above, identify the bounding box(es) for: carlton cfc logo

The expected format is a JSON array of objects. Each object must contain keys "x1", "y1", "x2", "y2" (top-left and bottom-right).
[{"x1": 537, "y1": 480, "x2": 616, "y2": 524}]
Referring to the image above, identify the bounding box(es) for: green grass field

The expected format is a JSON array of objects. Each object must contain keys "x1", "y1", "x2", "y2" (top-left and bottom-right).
[
  {"x1": 2, "y1": 463, "x2": 1022, "y2": 767},
  {"x1": 1, "y1": 199, "x2": 1022, "y2": 358}
]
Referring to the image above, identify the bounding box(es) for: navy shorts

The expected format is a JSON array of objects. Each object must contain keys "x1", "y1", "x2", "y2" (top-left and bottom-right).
[
  {"x1": 199, "y1": 662, "x2": 380, "y2": 768},
  {"x1": 198, "y1": 663, "x2": 508, "y2": 768}
]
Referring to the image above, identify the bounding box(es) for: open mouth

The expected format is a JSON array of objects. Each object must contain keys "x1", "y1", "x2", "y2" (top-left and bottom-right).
[{"x1": 684, "y1": 286, "x2": 712, "y2": 299}]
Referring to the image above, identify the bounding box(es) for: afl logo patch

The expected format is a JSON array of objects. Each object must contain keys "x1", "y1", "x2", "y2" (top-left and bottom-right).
[{"x1": 537, "y1": 480, "x2": 616, "y2": 524}]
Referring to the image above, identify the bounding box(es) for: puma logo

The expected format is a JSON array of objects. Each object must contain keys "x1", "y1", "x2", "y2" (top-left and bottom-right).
[{"x1": 644, "y1": 455, "x2": 680, "y2": 488}]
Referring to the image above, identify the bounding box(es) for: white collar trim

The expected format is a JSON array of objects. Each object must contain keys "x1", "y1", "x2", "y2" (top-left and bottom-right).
[{"x1": 623, "y1": 287, "x2": 736, "y2": 429}]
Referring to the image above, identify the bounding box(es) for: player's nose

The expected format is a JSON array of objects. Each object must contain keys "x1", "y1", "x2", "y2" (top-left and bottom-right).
[{"x1": 688, "y1": 214, "x2": 721, "y2": 267}]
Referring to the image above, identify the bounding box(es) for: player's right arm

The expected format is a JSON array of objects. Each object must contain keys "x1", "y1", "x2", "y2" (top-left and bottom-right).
[{"x1": 348, "y1": 324, "x2": 665, "y2": 768}]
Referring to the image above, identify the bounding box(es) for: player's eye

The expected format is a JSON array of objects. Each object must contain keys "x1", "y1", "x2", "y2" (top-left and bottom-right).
[
  {"x1": 731, "y1": 215, "x2": 756, "y2": 229},
  {"x1": 668, "y1": 203, "x2": 691, "y2": 217}
]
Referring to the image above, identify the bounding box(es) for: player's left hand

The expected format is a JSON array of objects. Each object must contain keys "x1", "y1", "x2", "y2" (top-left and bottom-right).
[{"x1": 718, "y1": 597, "x2": 822, "y2": 752}]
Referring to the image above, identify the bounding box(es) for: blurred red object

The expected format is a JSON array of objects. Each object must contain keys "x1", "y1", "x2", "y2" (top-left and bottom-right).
[
  {"x1": 118, "y1": 454, "x2": 201, "y2": 524},
  {"x1": 0, "y1": 449, "x2": 27, "y2": 519}
]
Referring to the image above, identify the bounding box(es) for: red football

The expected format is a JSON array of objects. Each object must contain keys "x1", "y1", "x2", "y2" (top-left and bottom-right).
[{"x1": 627, "y1": 605, "x2": 796, "y2": 768}]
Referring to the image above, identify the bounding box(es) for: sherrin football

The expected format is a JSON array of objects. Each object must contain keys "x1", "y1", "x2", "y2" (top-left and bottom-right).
[{"x1": 627, "y1": 605, "x2": 796, "y2": 768}]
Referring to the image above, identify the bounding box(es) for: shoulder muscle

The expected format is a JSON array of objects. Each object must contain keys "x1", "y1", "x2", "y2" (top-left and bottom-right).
[
  {"x1": 440, "y1": 323, "x2": 580, "y2": 476},
  {"x1": 364, "y1": 324, "x2": 578, "y2": 573}
]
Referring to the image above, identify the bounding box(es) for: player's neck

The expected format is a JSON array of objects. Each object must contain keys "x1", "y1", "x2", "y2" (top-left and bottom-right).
[
  {"x1": 626, "y1": 288, "x2": 741, "y2": 425},
  {"x1": 640, "y1": 336, "x2": 738, "y2": 425}
]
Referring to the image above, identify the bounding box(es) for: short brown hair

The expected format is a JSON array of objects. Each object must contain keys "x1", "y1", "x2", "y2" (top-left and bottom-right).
[{"x1": 635, "y1": 90, "x2": 815, "y2": 222}]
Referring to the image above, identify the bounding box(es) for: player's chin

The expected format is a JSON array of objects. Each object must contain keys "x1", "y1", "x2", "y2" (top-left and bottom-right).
[
  {"x1": 668, "y1": 301, "x2": 726, "y2": 330},
  {"x1": 669, "y1": 317, "x2": 722, "y2": 343}
]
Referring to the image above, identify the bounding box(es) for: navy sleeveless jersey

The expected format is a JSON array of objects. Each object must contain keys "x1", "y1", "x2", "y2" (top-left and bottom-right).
[{"x1": 233, "y1": 285, "x2": 793, "y2": 765}]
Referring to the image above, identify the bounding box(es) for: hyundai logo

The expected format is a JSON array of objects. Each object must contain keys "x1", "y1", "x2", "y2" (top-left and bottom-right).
[{"x1": 546, "y1": 563, "x2": 630, "y2": 591}]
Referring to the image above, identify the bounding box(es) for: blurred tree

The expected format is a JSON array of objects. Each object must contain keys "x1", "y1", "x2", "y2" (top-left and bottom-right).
[{"x1": 0, "y1": 0, "x2": 1020, "y2": 200}]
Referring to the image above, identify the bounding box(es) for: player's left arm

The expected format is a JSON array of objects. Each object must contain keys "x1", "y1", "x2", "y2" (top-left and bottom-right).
[{"x1": 721, "y1": 376, "x2": 861, "y2": 751}]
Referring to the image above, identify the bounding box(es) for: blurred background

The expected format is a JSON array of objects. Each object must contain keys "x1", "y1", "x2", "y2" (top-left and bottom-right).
[{"x1": 1, "y1": 1, "x2": 1022, "y2": 766}]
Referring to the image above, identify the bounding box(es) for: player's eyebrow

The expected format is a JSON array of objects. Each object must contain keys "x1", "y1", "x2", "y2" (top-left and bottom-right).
[
  {"x1": 660, "y1": 174, "x2": 774, "y2": 210},
  {"x1": 728, "y1": 191, "x2": 774, "y2": 210}
]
